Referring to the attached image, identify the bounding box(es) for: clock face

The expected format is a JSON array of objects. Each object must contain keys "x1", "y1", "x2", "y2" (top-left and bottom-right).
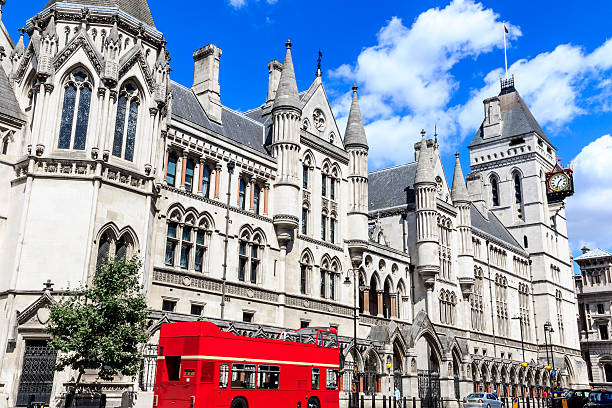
[{"x1": 549, "y1": 173, "x2": 569, "y2": 192}]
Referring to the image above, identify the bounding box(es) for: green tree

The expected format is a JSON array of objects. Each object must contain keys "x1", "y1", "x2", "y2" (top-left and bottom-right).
[{"x1": 46, "y1": 257, "x2": 149, "y2": 386}]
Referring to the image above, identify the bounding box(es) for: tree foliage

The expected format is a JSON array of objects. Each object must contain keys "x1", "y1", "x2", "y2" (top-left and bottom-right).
[{"x1": 46, "y1": 257, "x2": 149, "y2": 381}]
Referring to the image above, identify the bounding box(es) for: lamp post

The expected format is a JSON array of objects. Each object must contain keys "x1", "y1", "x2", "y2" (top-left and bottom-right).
[
  {"x1": 543, "y1": 322, "x2": 555, "y2": 391},
  {"x1": 345, "y1": 268, "x2": 366, "y2": 408}
]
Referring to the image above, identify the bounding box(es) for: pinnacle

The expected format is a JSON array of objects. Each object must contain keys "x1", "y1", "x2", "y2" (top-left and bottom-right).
[
  {"x1": 344, "y1": 84, "x2": 368, "y2": 149},
  {"x1": 415, "y1": 132, "x2": 435, "y2": 185},
  {"x1": 272, "y1": 41, "x2": 300, "y2": 111},
  {"x1": 451, "y1": 152, "x2": 470, "y2": 203}
]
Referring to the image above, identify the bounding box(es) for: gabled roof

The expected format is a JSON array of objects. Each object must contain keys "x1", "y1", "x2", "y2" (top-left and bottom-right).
[
  {"x1": 170, "y1": 81, "x2": 267, "y2": 155},
  {"x1": 44, "y1": 0, "x2": 155, "y2": 27},
  {"x1": 470, "y1": 204, "x2": 525, "y2": 254},
  {"x1": 469, "y1": 85, "x2": 554, "y2": 149},
  {"x1": 368, "y1": 162, "x2": 417, "y2": 212},
  {"x1": 574, "y1": 248, "x2": 612, "y2": 262},
  {"x1": 0, "y1": 65, "x2": 26, "y2": 122}
]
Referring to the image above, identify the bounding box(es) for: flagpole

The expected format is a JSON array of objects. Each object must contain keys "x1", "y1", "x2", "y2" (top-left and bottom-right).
[{"x1": 503, "y1": 22, "x2": 508, "y2": 79}]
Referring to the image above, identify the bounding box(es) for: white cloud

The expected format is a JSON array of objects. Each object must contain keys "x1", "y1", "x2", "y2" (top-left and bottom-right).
[
  {"x1": 566, "y1": 135, "x2": 612, "y2": 252},
  {"x1": 228, "y1": 0, "x2": 277, "y2": 8},
  {"x1": 330, "y1": 0, "x2": 612, "y2": 170}
]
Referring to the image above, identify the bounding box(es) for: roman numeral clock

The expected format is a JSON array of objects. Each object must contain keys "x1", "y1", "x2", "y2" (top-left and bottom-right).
[{"x1": 545, "y1": 161, "x2": 575, "y2": 203}]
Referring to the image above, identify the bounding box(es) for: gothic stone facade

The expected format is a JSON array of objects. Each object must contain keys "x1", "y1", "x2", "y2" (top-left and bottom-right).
[
  {"x1": 0, "y1": 1, "x2": 588, "y2": 407},
  {"x1": 575, "y1": 247, "x2": 612, "y2": 389}
]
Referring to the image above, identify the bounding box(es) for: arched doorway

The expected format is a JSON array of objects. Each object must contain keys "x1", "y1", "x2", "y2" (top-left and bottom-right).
[
  {"x1": 416, "y1": 334, "x2": 441, "y2": 408},
  {"x1": 369, "y1": 275, "x2": 379, "y2": 316},
  {"x1": 364, "y1": 352, "x2": 380, "y2": 395},
  {"x1": 393, "y1": 339, "x2": 405, "y2": 395},
  {"x1": 604, "y1": 363, "x2": 612, "y2": 382},
  {"x1": 452, "y1": 352, "x2": 461, "y2": 400}
]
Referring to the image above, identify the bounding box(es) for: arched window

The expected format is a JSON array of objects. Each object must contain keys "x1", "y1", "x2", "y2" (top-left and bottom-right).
[
  {"x1": 95, "y1": 228, "x2": 136, "y2": 272},
  {"x1": 180, "y1": 216, "x2": 195, "y2": 269},
  {"x1": 115, "y1": 236, "x2": 128, "y2": 260},
  {"x1": 253, "y1": 184, "x2": 261, "y2": 214},
  {"x1": 165, "y1": 217, "x2": 179, "y2": 266},
  {"x1": 166, "y1": 153, "x2": 178, "y2": 186},
  {"x1": 202, "y1": 165, "x2": 211, "y2": 197},
  {"x1": 472, "y1": 267, "x2": 484, "y2": 330},
  {"x1": 194, "y1": 217, "x2": 211, "y2": 272},
  {"x1": 58, "y1": 70, "x2": 92, "y2": 150},
  {"x1": 184, "y1": 158, "x2": 195, "y2": 193},
  {"x1": 300, "y1": 252, "x2": 313, "y2": 295},
  {"x1": 112, "y1": 83, "x2": 140, "y2": 161},
  {"x1": 605, "y1": 364, "x2": 612, "y2": 382},
  {"x1": 96, "y1": 232, "x2": 111, "y2": 270},
  {"x1": 330, "y1": 216, "x2": 336, "y2": 243},
  {"x1": 238, "y1": 229, "x2": 263, "y2": 284},
  {"x1": 321, "y1": 213, "x2": 327, "y2": 241},
  {"x1": 301, "y1": 204, "x2": 309, "y2": 235},
  {"x1": 303, "y1": 164, "x2": 309, "y2": 189},
  {"x1": 165, "y1": 209, "x2": 211, "y2": 271},
  {"x1": 320, "y1": 259, "x2": 329, "y2": 298},
  {"x1": 514, "y1": 172, "x2": 523, "y2": 204},
  {"x1": 238, "y1": 178, "x2": 246, "y2": 210},
  {"x1": 330, "y1": 176, "x2": 336, "y2": 200},
  {"x1": 491, "y1": 176, "x2": 500, "y2": 207},
  {"x1": 321, "y1": 173, "x2": 327, "y2": 197},
  {"x1": 329, "y1": 260, "x2": 339, "y2": 300}
]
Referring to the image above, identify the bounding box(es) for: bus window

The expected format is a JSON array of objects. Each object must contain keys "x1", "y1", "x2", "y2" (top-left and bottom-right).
[
  {"x1": 231, "y1": 363, "x2": 256, "y2": 389},
  {"x1": 311, "y1": 368, "x2": 320, "y2": 390},
  {"x1": 201, "y1": 362, "x2": 214, "y2": 384},
  {"x1": 166, "y1": 357, "x2": 181, "y2": 381},
  {"x1": 326, "y1": 369, "x2": 338, "y2": 390},
  {"x1": 257, "y1": 365, "x2": 280, "y2": 389},
  {"x1": 219, "y1": 364, "x2": 229, "y2": 388}
]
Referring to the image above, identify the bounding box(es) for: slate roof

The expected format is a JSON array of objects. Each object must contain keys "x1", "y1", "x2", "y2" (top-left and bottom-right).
[
  {"x1": 470, "y1": 205, "x2": 525, "y2": 253},
  {"x1": 574, "y1": 248, "x2": 612, "y2": 261},
  {"x1": 44, "y1": 0, "x2": 155, "y2": 27},
  {"x1": 0, "y1": 65, "x2": 26, "y2": 122},
  {"x1": 368, "y1": 163, "x2": 417, "y2": 212},
  {"x1": 469, "y1": 85, "x2": 554, "y2": 149},
  {"x1": 170, "y1": 81, "x2": 267, "y2": 155}
]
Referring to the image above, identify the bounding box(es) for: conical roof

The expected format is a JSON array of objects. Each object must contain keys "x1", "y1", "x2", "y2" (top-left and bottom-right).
[
  {"x1": 414, "y1": 133, "x2": 435, "y2": 184},
  {"x1": 451, "y1": 152, "x2": 469, "y2": 202},
  {"x1": 11, "y1": 30, "x2": 25, "y2": 58},
  {"x1": 343, "y1": 84, "x2": 368, "y2": 149},
  {"x1": 272, "y1": 40, "x2": 300, "y2": 111},
  {"x1": 44, "y1": 0, "x2": 155, "y2": 27}
]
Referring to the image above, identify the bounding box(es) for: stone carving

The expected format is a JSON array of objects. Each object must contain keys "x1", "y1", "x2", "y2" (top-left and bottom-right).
[
  {"x1": 37, "y1": 307, "x2": 51, "y2": 324},
  {"x1": 313, "y1": 109, "x2": 326, "y2": 132}
]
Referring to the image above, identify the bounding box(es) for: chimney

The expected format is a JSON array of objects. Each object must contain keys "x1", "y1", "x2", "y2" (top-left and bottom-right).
[
  {"x1": 266, "y1": 59, "x2": 283, "y2": 103},
  {"x1": 193, "y1": 44, "x2": 222, "y2": 124}
]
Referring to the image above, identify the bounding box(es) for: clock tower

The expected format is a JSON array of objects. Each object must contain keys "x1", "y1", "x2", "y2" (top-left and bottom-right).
[{"x1": 466, "y1": 77, "x2": 582, "y2": 368}]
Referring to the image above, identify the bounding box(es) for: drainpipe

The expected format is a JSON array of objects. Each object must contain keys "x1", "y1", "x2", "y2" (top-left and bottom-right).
[
  {"x1": 486, "y1": 240, "x2": 497, "y2": 357},
  {"x1": 220, "y1": 161, "x2": 235, "y2": 320}
]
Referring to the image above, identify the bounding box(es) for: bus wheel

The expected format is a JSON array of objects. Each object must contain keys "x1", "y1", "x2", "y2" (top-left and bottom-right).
[
  {"x1": 230, "y1": 397, "x2": 247, "y2": 408},
  {"x1": 307, "y1": 397, "x2": 320, "y2": 408}
]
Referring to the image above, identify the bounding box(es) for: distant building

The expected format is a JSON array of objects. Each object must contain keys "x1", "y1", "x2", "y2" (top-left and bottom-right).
[
  {"x1": 0, "y1": 0, "x2": 588, "y2": 407},
  {"x1": 575, "y1": 247, "x2": 612, "y2": 389}
]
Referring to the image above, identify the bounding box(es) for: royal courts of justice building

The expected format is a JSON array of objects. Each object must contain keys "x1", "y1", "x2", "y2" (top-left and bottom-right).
[{"x1": 0, "y1": 0, "x2": 591, "y2": 407}]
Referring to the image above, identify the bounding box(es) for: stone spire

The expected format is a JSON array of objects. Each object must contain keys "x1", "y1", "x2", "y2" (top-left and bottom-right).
[
  {"x1": 11, "y1": 27, "x2": 25, "y2": 59},
  {"x1": 42, "y1": 14, "x2": 58, "y2": 40},
  {"x1": 272, "y1": 40, "x2": 300, "y2": 112},
  {"x1": 415, "y1": 131, "x2": 435, "y2": 185},
  {"x1": 344, "y1": 84, "x2": 368, "y2": 149},
  {"x1": 451, "y1": 152, "x2": 469, "y2": 203}
]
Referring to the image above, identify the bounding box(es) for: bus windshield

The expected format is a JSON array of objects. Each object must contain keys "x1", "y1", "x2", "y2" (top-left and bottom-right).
[{"x1": 278, "y1": 328, "x2": 338, "y2": 348}]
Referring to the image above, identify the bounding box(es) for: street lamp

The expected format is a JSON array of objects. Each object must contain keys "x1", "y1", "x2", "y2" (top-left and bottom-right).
[
  {"x1": 543, "y1": 322, "x2": 556, "y2": 390},
  {"x1": 344, "y1": 269, "x2": 366, "y2": 408},
  {"x1": 511, "y1": 316, "x2": 528, "y2": 367}
]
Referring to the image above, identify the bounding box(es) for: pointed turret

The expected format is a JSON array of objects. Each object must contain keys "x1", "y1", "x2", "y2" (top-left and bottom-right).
[
  {"x1": 10, "y1": 28, "x2": 25, "y2": 76},
  {"x1": 344, "y1": 85, "x2": 368, "y2": 149},
  {"x1": 415, "y1": 131, "x2": 435, "y2": 185},
  {"x1": 345, "y1": 84, "x2": 369, "y2": 268},
  {"x1": 451, "y1": 152, "x2": 469, "y2": 203},
  {"x1": 272, "y1": 40, "x2": 300, "y2": 112}
]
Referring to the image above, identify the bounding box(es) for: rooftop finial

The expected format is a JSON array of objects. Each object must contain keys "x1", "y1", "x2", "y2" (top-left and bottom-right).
[
  {"x1": 285, "y1": 39, "x2": 292, "y2": 49},
  {"x1": 455, "y1": 151, "x2": 459, "y2": 159},
  {"x1": 352, "y1": 83, "x2": 358, "y2": 93},
  {"x1": 18, "y1": 26, "x2": 25, "y2": 36},
  {"x1": 316, "y1": 49, "x2": 322, "y2": 77},
  {"x1": 420, "y1": 129, "x2": 426, "y2": 140}
]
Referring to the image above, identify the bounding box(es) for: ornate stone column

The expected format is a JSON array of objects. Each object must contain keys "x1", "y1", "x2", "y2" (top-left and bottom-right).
[
  {"x1": 390, "y1": 293, "x2": 398, "y2": 318},
  {"x1": 198, "y1": 159, "x2": 205, "y2": 193},
  {"x1": 363, "y1": 288, "x2": 370, "y2": 313},
  {"x1": 214, "y1": 164, "x2": 221, "y2": 199},
  {"x1": 180, "y1": 152, "x2": 187, "y2": 188},
  {"x1": 263, "y1": 183, "x2": 269, "y2": 215},
  {"x1": 249, "y1": 178, "x2": 255, "y2": 210},
  {"x1": 163, "y1": 150, "x2": 169, "y2": 181},
  {"x1": 377, "y1": 290, "x2": 384, "y2": 318}
]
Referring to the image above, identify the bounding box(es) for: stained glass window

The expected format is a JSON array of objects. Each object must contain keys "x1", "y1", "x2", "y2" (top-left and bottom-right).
[
  {"x1": 58, "y1": 71, "x2": 92, "y2": 150},
  {"x1": 112, "y1": 83, "x2": 139, "y2": 161}
]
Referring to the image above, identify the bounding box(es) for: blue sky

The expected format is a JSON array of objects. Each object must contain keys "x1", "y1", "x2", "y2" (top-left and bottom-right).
[{"x1": 3, "y1": 0, "x2": 612, "y2": 256}]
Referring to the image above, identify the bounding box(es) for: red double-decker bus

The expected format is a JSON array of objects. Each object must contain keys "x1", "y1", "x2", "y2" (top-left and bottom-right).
[{"x1": 153, "y1": 321, "x2": 340, "y2": 408}]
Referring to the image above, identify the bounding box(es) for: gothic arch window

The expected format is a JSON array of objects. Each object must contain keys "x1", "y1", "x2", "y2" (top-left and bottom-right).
[
  {"x1": 112, "y1": 82, "x2": 140, "y2": 161},
  {"x1": 166, "y1": 152, "x2": 178, "y2": 186},
  {"x1": 329, "y1": 213, "x2": 336, "y2": 243},
  {"x1": 194, "y1": 216, "x2": 212, "y2": 272},
  {"x1": 490, "y1": 175, "x2": 500, "y2": 207},
  {"x1": 513, "y1": 171, "x2": 524, "y2": 220},
  {"x1": 495, "y1": 275, "x2": 509, "y2": 336},
  {"x1": 302, "y1": 151, "x2": 314, "y2": 190},
  {"x1": 320, "y1": 258, "x2": 330, "y2": 298},
  {"x1": 58, "y1": 70, "x2": 92, "y2": 150},
  {"x1": 238, "y1": 228, "x2": 263, "y2": 284},
  {"x1": 302, "y1": 201, "x2": 310, "y2": 235},
  {"x1": 300, "y1": 251, "x2": 313, "y2": 295},
  {"x1": 100, "y1": 30, "x2": 106, "y2": 52},
  {"x1": 165, "y1": 209, "x2": 181, "y2": 266},
  {"x1": 179, "y1": 213, "x2": 196, "y2": 269},
  {"x1": 95, "y1": 227, "x2": 137, "y2": 271}
]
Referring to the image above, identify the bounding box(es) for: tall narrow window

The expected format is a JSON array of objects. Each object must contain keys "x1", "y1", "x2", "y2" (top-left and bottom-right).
[
  {"x1": 329, "y1": 273, "x2": 335, "y2": 300},
  {"x1": 166, "y1": 154, "x2": 177, "y2": 186},
  {"x1": 300, "y1": 264, "x2": 308, "y2": 294},
  {"x1": 302, "y1": 207, "x2": 308, "y2": 235},
  {"x1": 330, "y1": 218, "x2": 336, "y2": 243},
  {"x1": 321, "y1": 215, "x2": 327, "y2": 241},
  {"x1": 491, "y1": 177, "x2": 500, "y2": 207},
  {"x1": 58, "y1": 71, "x2": 92, "y2": 150},
  {"x1": 239, "y1": 179, "x2": 246, "y2": 210},
  {"x1": 238, "y1": 230, "x2": 264, "y2": 284},
  {"x1": 250, "y1": 243, "x2": 259, "y2": 283},
  {"x1": 195, "y1": 230, "x2": 206, "y2": 272},
  {"x1": 330, "y1": 178, "x2": 335, "y2": 200},
  {"x1": 253, "y1": 185, "x2": 261, "y2": 214},
  {"x1": 112, "y1": 83, "x2": 139, "y2": 161},
  {"x1": 514, "y1": 173, "x2": 522, "y2": 204},
  {"x1": 180, "y1": 226, "x2": 192, "y2": 269},
  {"x1": 115, "y1": 237, "x2": 128, "y2": 260},
  {"x1": 1, "y1": 138, "x2": 8, "y2": 154},
  {"x1": 202, "y1": 166, "x2": 211, "y2": 198},
  {"x1": 523, "y1": 236, "x2": 528, "y2": 248},
  {"x1": 320, "y1": 269, "x2": 326, "y2": 298},
  {"x1": 238, "y1": 241, "x2": 247, "y2": 281},
  {"x1": 322, "y1": 174, "x2": 327, "y2": 197},
  {"x1": 184, "y1": 159, "x2": 195, "y2": 193},
  {"x1": 165, "y1": 222, "x2": 178, "y2": 266},
  {"x1": 96, "y1": 232, "x2": 111, "y2": 271},
  {"x1": 303, "y1": 165, "x2": 309, "y2": 189}
]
